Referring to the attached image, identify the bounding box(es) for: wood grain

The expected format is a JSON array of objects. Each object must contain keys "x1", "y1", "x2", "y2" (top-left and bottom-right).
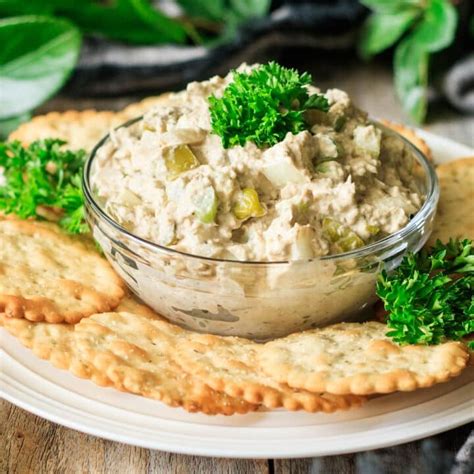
[{"x1": 1, "y1": 58, "x2": 473, "y2": 473}]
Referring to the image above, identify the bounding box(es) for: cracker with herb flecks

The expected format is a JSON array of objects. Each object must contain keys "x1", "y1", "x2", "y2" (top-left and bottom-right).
[
  {"x1": 427, "y1": 157, "x2": 474, "y2": 247},
  {"x1": 256, "y1": 322, "x2": 468, "y2": 395},
  {"x1": 0, "y1": 307, "x2": 258, "y2": 416},
  {"x1": 0, "y1": 219, "x2": 125, "y2": 323}
]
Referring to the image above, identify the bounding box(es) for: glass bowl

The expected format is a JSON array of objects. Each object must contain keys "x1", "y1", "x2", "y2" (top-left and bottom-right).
[{"x1": 83, "y1": 120, "x2": 439, "y2": 340}]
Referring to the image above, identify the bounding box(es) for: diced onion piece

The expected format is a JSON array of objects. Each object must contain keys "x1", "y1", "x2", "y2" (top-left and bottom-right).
[
  {"x1": 233, "y1": 188, "x2": 266, "y2": 220},
  {"x1": 262, "y1": 157, "x2": 308, "y2": 188},
  {"x1": 322, "y1": 218, "x2": 364, "y2": 253},
  {"x1": 158, "y1": 221, "x2": 176, "y2": 246},
  {"x1": 194, "y1": 186, "x2": 218, "y2": 224},
  {"x1": 165, "y1": 145, "x2": 200, "y2": 179},
  {"x1": 353, "y1": 125, "x2": 381, "y2": 158},
  {"x1": 317, "y1": 135, "x2": 338, "y2": 159},
  {"x1": 291, "y1": 226, "x2": 314, "y2": 260}
]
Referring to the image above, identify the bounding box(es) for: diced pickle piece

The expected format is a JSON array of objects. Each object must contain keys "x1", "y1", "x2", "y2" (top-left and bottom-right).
[
  {"x1": 194, "y1": 186, "x2": 218, "y2": 224},
  {"x1": 233, "y1": 188, "x2": 266, "y2": 220},
  {"x1": 165, "y1": 145, "x2": 200, "y2": 179},
  {"x1": 367, "y1": 225, "x2": 380, "y2": 236},
  {"x1": 322, "y1": 218, "x2": 364, "y2": 253},
  {"x1": 333, "y1": 115, "x2": 346, "y2": 132}
]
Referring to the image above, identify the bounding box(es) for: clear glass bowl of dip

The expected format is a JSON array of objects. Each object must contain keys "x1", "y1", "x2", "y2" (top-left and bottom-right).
[{"x1": 83, "y1": 121, "x2": 439, "y2": 340}]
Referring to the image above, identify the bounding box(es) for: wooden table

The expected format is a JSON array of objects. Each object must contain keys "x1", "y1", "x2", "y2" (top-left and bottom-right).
[{"x1": 1, "y1": 57, "x2": 473, "y2": 473}]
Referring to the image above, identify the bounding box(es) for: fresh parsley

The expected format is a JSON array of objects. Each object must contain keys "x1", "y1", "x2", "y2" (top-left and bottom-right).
[
  {"x1": 377, "y1": 239, "x2": 474, "y2": 348},
  {"x1": 208, "y1": 62, "x2": 329, "y2": 149},
  {"x1": 0, "y1": 139, "x2": 88, "y2": 234},
  {"x1": 358, "y1": 0, "x2": 458, "y2": 123}
]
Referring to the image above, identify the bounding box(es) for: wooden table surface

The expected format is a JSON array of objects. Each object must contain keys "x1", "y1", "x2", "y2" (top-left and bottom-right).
[{"x1": 1, "y1": 57, "x2": 473, "y2": 474}]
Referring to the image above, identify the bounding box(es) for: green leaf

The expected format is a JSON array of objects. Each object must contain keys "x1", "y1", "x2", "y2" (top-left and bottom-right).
[
  {"x1": 408, "y1": 0, "x2": 458, "y2": 52},
  {"x1": 209, "y1": 62, "x2": 329, "y2": 148},
  {"x1": 358, "y1": 10, "x2": 420, "y2": 59},
  {"x1": 0, "y1": 139, "x2": 89, "y2": 234},
  {"x1": 0, "y1": 1, "x2": 188, "y2": 45},
  {"x1": 360, "y1": 0, "x2": 422, "y2": 14},
  {"x1": 394, "y1": 37, "x2": 428, "y2": 123},
  {"x1": 230, "y1": 0, "x2": 271, "y2": 19},
  {"x1": 0, "y1": 15, "x2": 81, "y2": 120},
  {"x1": 56, "y1": 0, "x2": 187, "y2": 45},
  {"x1": 377, "y1": 239, "x2": 474, "y2": 346},
  {"x1": 0, "y1": 0, "x2": 53, "y2": 16},
  {"x1": 176, "y1": 0, "x2": 226, "y2": 22}
]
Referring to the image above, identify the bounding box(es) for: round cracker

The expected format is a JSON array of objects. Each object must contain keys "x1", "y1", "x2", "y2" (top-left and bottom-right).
[
  {"x1": 257, "y1": 322, "x2": 468, "y2": 395},
  {"x1": 427, "y1": 157, "x2": 474, "y2": 247},
  {"x1": 0, "y1": 219, "x2": 125, "y2": 323}
]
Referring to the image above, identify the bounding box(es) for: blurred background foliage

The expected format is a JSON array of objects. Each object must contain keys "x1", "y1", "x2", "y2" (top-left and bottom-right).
[{"x1": 0, "y1": 0, "x2": 472, "y2": 137}]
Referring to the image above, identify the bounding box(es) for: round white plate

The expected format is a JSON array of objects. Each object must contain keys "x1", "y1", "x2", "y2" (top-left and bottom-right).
[{"x1": 1, "y1": 131, "x2": 473, "y2": 459}]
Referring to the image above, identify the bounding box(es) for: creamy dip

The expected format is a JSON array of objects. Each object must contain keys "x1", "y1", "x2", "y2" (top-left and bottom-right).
[{"x1": 91, "y1": 65, "x2": 423, "y2": 262}]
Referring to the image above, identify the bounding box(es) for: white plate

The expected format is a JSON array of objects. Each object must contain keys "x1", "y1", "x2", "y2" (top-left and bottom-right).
[{"x1": 1, "y1": 131, "x2": 473, "y2": 459}]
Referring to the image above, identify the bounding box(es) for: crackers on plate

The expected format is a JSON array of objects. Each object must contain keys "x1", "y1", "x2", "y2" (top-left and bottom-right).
[{"x1": 1, "y1": 102, "x2": 472, "y2": 416}]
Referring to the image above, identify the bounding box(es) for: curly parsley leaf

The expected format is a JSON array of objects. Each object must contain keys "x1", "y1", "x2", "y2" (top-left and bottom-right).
[
  {"x1": 209, "y1": 62, "x2": 329, "y2": 149},
  {"x1": 0, "y1": 139, "x2": 88, "y2": 234},
  {"x1": 376, "y1": 239, "x2": 474, "y2": 346}
]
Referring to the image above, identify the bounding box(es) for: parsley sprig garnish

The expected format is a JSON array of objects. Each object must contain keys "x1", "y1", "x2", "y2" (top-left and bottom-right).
[
  {"x1": 0, "y1": 139, "x2": 88, "y2": 234},
  {"x1": 209, "y1": 62, "x2": 329, "y2": 149},
  {"x1": 377, "y1": 239, "x2": 474, "y2": 348}
]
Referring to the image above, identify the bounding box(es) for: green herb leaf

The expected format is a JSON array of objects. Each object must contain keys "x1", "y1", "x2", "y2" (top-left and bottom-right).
[
  {"x1": 360, "y1": 0, "x2": 422, "y2": 14},
  {"x1": 209, "y1": 62, "x2": 329, "y2": 149},
  {"x1": 0, "y1": 139, "x2": 89, "y2": 234},
  {"x1": 0, "y1": 15, "x2": 81, "y2": 120},
  {"x1": 376, "y1": 239, "x2": 474, "y2": 346},
  {"x1": 176, "y1": 0, "x2": 226, "y2": 22},
  {"x1": 408, "y1": 0, "x2": 457, "y2": 52},
  {"x1": 229, "y1": 0, "x2": 271, "y2": 19},
  {"x1": 358, "y1": 10, "x2": 420, "y2": 59},
  {"x1": 394, "y1": 37, "x2": 428, "y2": 124}
]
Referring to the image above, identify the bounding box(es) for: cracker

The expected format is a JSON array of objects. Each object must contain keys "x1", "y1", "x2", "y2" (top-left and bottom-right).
[
  {"x1": 0, "y1": 219, "x2": 125, "y2": 323},
  {"x1": 0, "y1": 310, "x2": 257, "y2": 415},
  {"x1": 8, "y1": 93, "x2": 178, "y2": 151},
  {"x1": 381, "y1": 120, "x2": 433, "y2": 162},
  {"x1": 119, "y1": 92, "x2": 180, "y2": 119},
  {"x1": 427, "y1": 157, "x2": 474, "y2": 246},
  {"x1": 167, "y1": 331, "x2": 365, "y2": 412},
  {"x1": 257, "y1": 322, "x2": 468, "y2": 395},
  {"x1": 8, "y1": 110, "x2": 123, "y2": 151}
]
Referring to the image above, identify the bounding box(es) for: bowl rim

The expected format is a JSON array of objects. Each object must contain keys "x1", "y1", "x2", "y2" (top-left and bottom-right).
[{"x1": 83, "y1": 118, "x2": 439, "y2": 266}]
